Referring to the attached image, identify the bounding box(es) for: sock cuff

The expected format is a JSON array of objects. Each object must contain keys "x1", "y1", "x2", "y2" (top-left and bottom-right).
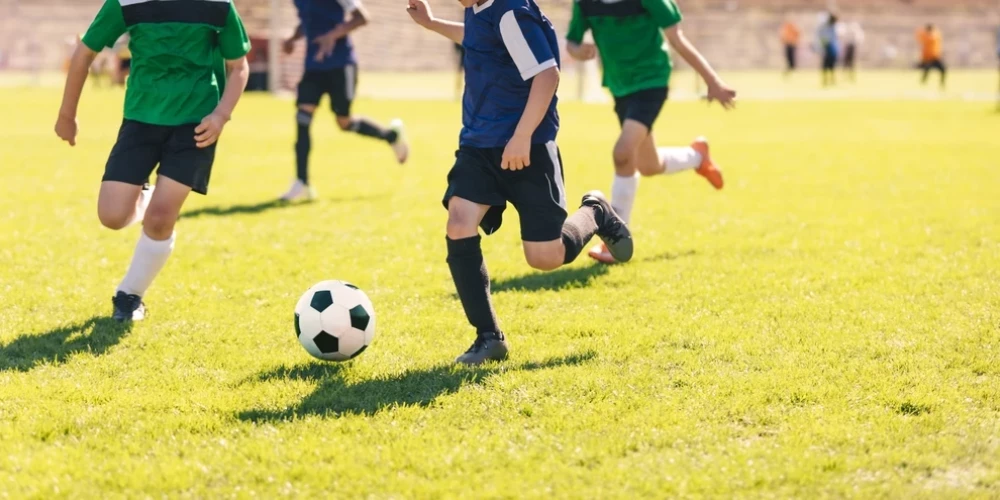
[
  {"x1": 140, "y1": 231, "x2": 176, "y2": 253},
  {"x1": 446, "y1": 235, "x2": 482, "y2": 256}
]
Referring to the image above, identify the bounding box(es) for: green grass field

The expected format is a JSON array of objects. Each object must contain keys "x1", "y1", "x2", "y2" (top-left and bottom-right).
[{"x1": 1, "y1": 75, "x2": 999, "y2": 497}]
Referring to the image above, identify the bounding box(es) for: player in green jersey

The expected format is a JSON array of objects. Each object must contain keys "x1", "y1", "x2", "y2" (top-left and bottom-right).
[
  {"x1": 566, "y1": 0, "x2": 736, "y2": 263},
  {"x1": 55, "y1": 0, "x2": 251, "y2": 322}
]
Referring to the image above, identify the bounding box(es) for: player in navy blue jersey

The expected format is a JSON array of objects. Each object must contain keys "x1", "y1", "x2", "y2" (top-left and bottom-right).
[
  {"x1": 280, "y1": 0, "x2": 410, "y2": 201},
  {"x1": 408, "y1": 0, "x2": 634, "y2": 365}
]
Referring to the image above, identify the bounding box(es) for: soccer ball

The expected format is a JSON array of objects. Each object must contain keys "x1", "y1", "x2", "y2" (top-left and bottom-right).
[{"x1": 294, "y1": 281, "x2": 376, "y2": 361}]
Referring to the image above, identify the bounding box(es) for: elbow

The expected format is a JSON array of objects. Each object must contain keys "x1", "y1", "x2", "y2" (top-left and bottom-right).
[
  {"x1": 541, "y1": 65, "x2": 560, "y2": 86},
  {"x1": 354, "y1": 9, "x2": 371, "y2": 26}
]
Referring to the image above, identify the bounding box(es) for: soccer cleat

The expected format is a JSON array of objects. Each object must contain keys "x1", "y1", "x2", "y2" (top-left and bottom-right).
[
  {"x1": 581, "y1": 190, "x2": 634, "y2": 263},
  {"x1": 389, "y1": 118, "x2": 409, "y2": 165},
  {"x1": 112, "y1": 291, "x2": 146, "y2": 322},
  {"x1": 691, "y1": 137, "x2": 724, "y2": 190},
  {"x1": 455, "y1": 332, "x2": 509, "y2": 365},
  {"x1": 279, "y1": 179, "x2": 316, "y2": 202},
  {"x1": 587, "y1": 243, "x2": 617, "y2": 264}
]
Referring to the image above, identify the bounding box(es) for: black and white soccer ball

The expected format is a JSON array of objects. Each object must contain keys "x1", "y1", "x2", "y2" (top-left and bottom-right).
[{"x1": 294, "y1": 281, "x2": 376, "y2": 361}]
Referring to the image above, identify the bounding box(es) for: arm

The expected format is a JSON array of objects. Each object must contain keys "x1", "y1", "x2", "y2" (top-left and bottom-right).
[
  {"x1": 55, "y1": 43, "x2": 99, "y2": 146},
  {"x1": 565, "y1": 2, "x2": 596, "y2": 61},
  {"x1": 407, "y1": 0, "x2": 464, "y2": 44},
  {"x1": 283, "y1": 24, "x2": 304, "y2": 54},
  {"x1": 502, "y1": 66, "x2": 558, "y2": 170},
  {"x1": 665, "y1": 26, "x2": 736, "y2": 109},
  {"x1": 194, "y1": 57, "x2": 249, "y2": 148},
  {"x1": 314, "y1": 6, "x2": 371, "y2": 60}
]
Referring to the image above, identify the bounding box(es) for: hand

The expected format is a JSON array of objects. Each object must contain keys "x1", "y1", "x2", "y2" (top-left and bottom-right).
[
  {"x1": 501, "y1": 133, "x2": 531, "y2": 171},
  {"x1": 194, "y1": 112, "x2": 229, "y2": 148},
  {"x1": 406, "y1": 0, "x2": 433, "y2": 28},
  {"x1": 706, "y1": 80, "x2": 737, "y2": 110},
  {"x1": 313, "y1": 27, "x2": 346, "y2": 61},
  {"x1": 568, "y1": 42, "x2": 597, "y2": 61},
  {"x1": 282, "y1": 38, "x2": 296, "y2": 55},
  {"x1": 55, "y1": 113, "x2": 78, "y2": 146}
]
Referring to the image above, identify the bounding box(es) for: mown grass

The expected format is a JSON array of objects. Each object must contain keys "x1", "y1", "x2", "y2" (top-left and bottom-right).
[{"x1": 0, "y1": 80, "x2": 998, "y2": 497}]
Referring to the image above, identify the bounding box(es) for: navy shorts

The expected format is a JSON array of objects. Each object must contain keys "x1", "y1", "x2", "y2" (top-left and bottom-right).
[
  {"x1": 297, "y1": 66, "x2": 357, "y2": 117},
  {"x1": 443, "y1": 143, "x2": 568, "y2": 242}
]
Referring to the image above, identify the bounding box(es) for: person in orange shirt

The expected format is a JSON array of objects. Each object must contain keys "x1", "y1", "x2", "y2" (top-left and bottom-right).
[
  {"x1": 780, "y1": 17, "x2": 801, "y2": 76},
  {"x1": 917, "y1": 24, "x2": 946, "y2": 88}
]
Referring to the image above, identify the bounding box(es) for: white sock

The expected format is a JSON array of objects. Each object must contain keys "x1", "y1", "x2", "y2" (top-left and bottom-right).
[
  {"x1": 117, "y1": 230, "x2": 175, "y2": 297},
  {"x1": 610, "y1": 173, "x2": 639, "y2": 225},
  {"x1": 658, "y1": 147, "x2": 703, "y2": 174},
  {"x1": 125, "y1": 186, "x2": 154, "y2": 227}
]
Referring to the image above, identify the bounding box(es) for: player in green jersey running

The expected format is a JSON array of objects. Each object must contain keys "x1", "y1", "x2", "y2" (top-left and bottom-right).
[
  {"x1": 55, "y1": 0, "x2": 251, "y2": 321},
  {"x1": 566, "y1": 0, "x2": 736, "y2": 263}
]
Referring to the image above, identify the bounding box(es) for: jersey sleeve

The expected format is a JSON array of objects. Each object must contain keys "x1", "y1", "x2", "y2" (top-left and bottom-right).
[
  {"x1": 641, "y1": 0, "x2": 682, "y2": 29},
  {"x1": 218, "y1": 4, "x2": 252, "y2": 60},
  {"x1": 497, "y1": 9, "x2": 557, "y2": 81},
  {"x1": 566, "y1": 1, "x2": 589, "y2": 44},
  {"x1": 81, "y1": 0, "x2": 127, "y2": 53},
  {"x1": 337, "y1": 0, "x2": 360, "y2": 14}
]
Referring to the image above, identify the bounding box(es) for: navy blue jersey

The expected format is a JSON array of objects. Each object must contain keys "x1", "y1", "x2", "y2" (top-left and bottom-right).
[
  {"x1": 293, "y1": 0, "x2": 358, "y2": 70},
  {"x1": 460, "y1": 0, "x2": 560, "y2": 148}
]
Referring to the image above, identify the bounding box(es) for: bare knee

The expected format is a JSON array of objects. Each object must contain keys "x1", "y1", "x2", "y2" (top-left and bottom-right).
[
  {"x1": 526, "y1": 254, "x2": 562, "y2": 271},
  {"x1": 446, "y1": 212, "x2": 479, "y2": 240},
  {"x1": 143, "y1": 206, "x2": 177, "y2": 240},
  {"x1": 98, "y1": 208, "x2": 131, "y2": 230},
  {"x1": 336, "y1": 116, "x2": 353, "y2": 131},
  {"x1": 612, "y1": 145, "x2": 636, "y2": 175},
  {"x1": 523, "y1": 244, "x2": 564, "y2": 271}
]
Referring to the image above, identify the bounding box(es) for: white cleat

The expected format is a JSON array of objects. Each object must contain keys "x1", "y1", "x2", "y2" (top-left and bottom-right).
[
  {"x1": 279, "y1": 179, "x2": 316, "y2": 202},
  {"x1": 389, "y1": 118, "x2": 409, "y2": 165}
]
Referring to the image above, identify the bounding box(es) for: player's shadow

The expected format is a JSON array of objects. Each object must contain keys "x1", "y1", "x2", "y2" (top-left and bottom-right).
[
  {"x1": 641, "y1": 249, "x2": 697, "y2": 263},
  {"x1": 180, "y1": 199, "x2": 305, "y2": 219},
  {"x1": 238, "y1": 351, "x2": 596, "y2": 421},
  {"x1": 0, "y1": 317, "x2": 132, "y2": 372},
  {"x1": 491, "y1": 265, "x2": 610, "y2": 294}
]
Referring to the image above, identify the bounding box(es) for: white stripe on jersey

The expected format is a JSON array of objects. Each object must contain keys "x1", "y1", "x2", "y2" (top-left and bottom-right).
[
  {"x1": 499, "y1": 11, "x2": 556, "y2": 81},
  {"x1": 336, "y1": 0, "x2": 360, "y2": 13}
]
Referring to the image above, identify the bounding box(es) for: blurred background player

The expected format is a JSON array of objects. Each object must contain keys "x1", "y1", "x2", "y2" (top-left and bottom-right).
[
  {"x1": 780, "y1": 16, "x2": 800, "y2": 77},
  {"x1": 111, "y1": 33, "x2": 131, "y2": 86},
  {"x1": 407, "y1": 0, "x2": 634, "y2": 364},
  {"x1": 565, "y1": 0, "x2": 735, "y2": 264},
  {"x1": 817, "y1": 12, "x2": 840, "y2": 87},
  {"x1": 55, "y1": 0, "x2": 250, "y2": 321},
  {"x1": 280, "y1": 0, "x2": 410, "y2": 202},
  {"x1": 917, "y1": 23, "x2": 946, "y2": 89},
  {"x1": 841, "y1": 19, "x2": 864, "y2": 82},
  {"x1": 453, "y1": 42, "x2": 465, "y2": 100}
]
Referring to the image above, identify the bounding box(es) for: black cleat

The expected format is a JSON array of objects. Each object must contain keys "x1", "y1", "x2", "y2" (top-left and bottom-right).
[
  {"x1": 112, "y1": 291, "x2": 146, "y2": 322},
  {"x1": 580, "y1": 190, "x2": 634, "y2": 263},
  {"x1": 455, "y1": 332, "x2": 509, "y2": 365}
]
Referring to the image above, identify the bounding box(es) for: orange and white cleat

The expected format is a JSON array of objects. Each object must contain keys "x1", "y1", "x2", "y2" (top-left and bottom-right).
[
  {"x1": 691, "y1": 137, "x2": 724, "y2": 190},
  {"x1": 587, "y1": 243, "x2": 617, "y2": 264}
]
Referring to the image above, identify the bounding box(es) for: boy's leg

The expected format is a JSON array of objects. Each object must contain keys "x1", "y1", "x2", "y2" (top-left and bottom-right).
[
  {"x1": 282, "y1": 71, "x2": 324, "y2": 201},
  {"x1": 936, "y1": 60, "x2": 947, "y2": 88},
  {"x1": 444, "y1": 148, "x2": 509, "y2": 365},
  {"x1": 637, "y1": 134, "x2": 724, "y2": 190},
  {"x1": 99, "y1": 120, "x2": 163, "y2": 229},
  {"x1": 331, "y1": 64, "x2": 409, "y2": 164}
]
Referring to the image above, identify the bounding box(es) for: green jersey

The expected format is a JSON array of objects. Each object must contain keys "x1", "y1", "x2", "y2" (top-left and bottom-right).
[
  {"x1": 82, "y1": 0, "x2": 251, "y2": 126},
  {"x1": 566, "y1": 0, "x2": 682, "y2": 98}
]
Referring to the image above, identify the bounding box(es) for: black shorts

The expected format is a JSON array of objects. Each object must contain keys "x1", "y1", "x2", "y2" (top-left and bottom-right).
[
  {"x1": 103, "y1": 119, "x2": 216, "y2": 195},
  {"x1": 785, "y1": 45, "x2": 797, "y2": 69},
  {"x1": 442, "y1": 143, "x2": 568, "y2": 242},
  {"x1": 921, "y1": 59, "x2": 947, "y2": 72},
  {"x1": 844, "y1": 44, "x2": 856, "y2": 68},
  {"x1": 613, "y1": 86, "x2": 668, "y2": 130},
  {"x1": 296, "y1": 66, "x2": 357, "y2": 117}
]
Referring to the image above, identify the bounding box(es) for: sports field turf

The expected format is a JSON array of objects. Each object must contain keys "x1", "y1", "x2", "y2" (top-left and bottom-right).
[{"x1": 1, "y1": 74, "x2": 999, "y2": 497}]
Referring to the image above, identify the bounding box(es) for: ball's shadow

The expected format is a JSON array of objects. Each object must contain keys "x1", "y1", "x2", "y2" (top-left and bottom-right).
[{"x1": 238, "y1": 351, "x2": 596, "y2": 421}]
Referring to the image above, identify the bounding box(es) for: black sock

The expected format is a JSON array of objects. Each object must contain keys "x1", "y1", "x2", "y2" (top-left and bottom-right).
[
  {"x1": 349, "y1": 118, "x2": 398, "y2": 143},
  {"x1": 446, "y1": 236, "x2": 501, "y2": 336},
  {"x1": 295, "y1": 112, "x2": 312, "y2": 184},
  {"x1": 561, "y1": 206, "x2": 600, "y2": 264}
]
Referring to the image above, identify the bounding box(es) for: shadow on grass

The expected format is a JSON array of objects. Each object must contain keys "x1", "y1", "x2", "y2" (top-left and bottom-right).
[
  {"x1": 0, "y1": 317, "x2": 132, "y2": 372},
  {"x1": 641, "y1": 250, "x2": 697, "y2": 263},
  {"x1": 491, "y1": 265, "x2": 610, "y2": 294},
  {"x1": 181, "y1": 194, "x2": 389, "y2": 220},
  {"x1": 238, "y1": 351, "x2": 596, "y2": 421}
]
